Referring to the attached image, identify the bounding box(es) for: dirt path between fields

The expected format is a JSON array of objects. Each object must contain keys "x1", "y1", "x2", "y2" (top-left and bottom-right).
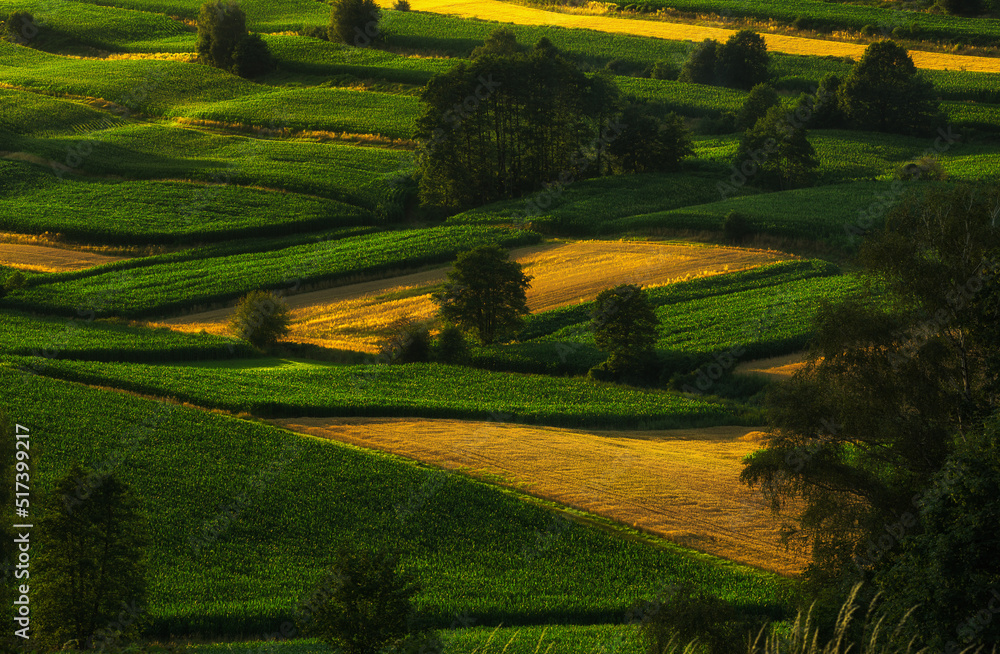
[
  {"x1": 378, "y1": 0, "x2": 1000, "y2": 72},
  {"x1": 274, "y1": 417, "x2": 807, "y2": 575},
  {"x1": 159, "y1": 240, "x2": 791, "y2": 353},
  {"x1": 0, "y1": 243, "x2": 127, "y2": 272}
]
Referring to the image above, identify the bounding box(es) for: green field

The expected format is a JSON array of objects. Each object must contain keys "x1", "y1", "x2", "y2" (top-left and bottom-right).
[{"x1": 1, "y1": 366, "x2": 792, "y2": 638}]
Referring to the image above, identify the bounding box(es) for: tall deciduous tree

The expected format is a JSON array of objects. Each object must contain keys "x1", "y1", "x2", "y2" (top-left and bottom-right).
[
  {"x1": 740, "y1": 184, "x2": 1000, "y2": 590},
  {"x1": 838, "y1": 40, "x2": 943, "y2": 135},
  {"x1": 328, "y1": 0, "x2": 381, "y2": 46},
  {"x1": 590, "y1": 284, "x2": 659, "y2": 381},
  {"x1": 34, "y1": 463, "x2": 149, "y2": 651},
  {"x1": 607, "y1": 105, "x2": 693, "y2": 173},
  {"x1": 432, "y1": 245, "x2": 532, "y2": 345},
  {"x1": 732, "y1": 104, "x2": 818, "y2": 190},
  {"x1": 197, "y1": 1, "x2": 246, "y2": 71},
  {"x1": 415, "y1": 33, "x2": 620, "y2": 210},
  {"x1": 678, "y1": 39, "x2": 719, "y2": 85},
  {"x1": 716, "y1": 29, "x2": 771, "y2": 90}
]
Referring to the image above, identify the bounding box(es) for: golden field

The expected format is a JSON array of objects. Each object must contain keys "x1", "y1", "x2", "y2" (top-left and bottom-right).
[
  {"x1": 159, "y1": 240, "x2": 791, "y2": 353},
  {"x1": 0, "y1": 242, "x2": 127, "y2": 273},
  {"x1": 275, "y1": 416, "x2": 809, "y2": 575}
]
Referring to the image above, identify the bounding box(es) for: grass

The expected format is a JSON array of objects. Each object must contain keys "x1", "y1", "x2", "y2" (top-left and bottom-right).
[
  {"x1": 0, "y1": 160, "x2": 375, "y2": 245},
  {"x1": 0, "y1": 309, "x2": 254, "y2": 361},
  {"x1": 15, "y1": 357, "x2": 749, "y2": 427},
  {"x1": 5, "y1": 226, "x2": 540, "y2": 318},
  {"x1": 1, "y1": 365, "x2": 793, "y2": 637}
]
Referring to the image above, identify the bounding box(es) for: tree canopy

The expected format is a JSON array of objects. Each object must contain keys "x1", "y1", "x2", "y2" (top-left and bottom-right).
[
  {"x1": 415, "y1": 33, "x2": 621, "y2": 210},
  {"x1": 732, "y1": 104, "x2": 819, "y2": 191},
  {"x1": 741, "y1": 184, "x2": 1000, "y2": 589},
  {"x1": 328, "y1": 0, "x2": 381, "y2": 46},
  {"x1": 838, "y1": 40, "x2": 943, "y2": 135},
  {"x1": 606, "y1": 105, "x2": 693, "y2": 174},
  {"x1": 432, "y1": 245, "x2": 532, "y2": 345},
  {"x1": 590, "y1": 284, "x2": 660, "y2": 382}
]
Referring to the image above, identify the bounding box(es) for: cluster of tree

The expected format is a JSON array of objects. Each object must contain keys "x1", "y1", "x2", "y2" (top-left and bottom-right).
[
  {"x1": 415, "y1": 31, "x2": 693, "y2": 211},
  {"x1": 740, "y1": 183, "x2": 1000, "y2": 646},
  {"x1": 678, "y1": 30, "x2": 771, "y2": 90},
  {"x1": 196, "y1": 0, "x2": 274, "y2": 78}
]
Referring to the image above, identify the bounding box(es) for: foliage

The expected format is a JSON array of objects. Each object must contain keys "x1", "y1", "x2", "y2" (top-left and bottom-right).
[
  {"x1": 677, "y1": 39, "x2": 718, "y2": 85},
  {"x1": 838, "y1": 40, "x2": 943, "y2": 135},
  {"x1": 298, "y1": 545, "x2": 423, "y2": 654},
  {"x1": 732, "y1": 104, "x2": 819, "y2": 190},
  {"x1": 380, "y1": 317, "x2": 431, "y2": 364},
  {"x1": 470, "y1": 27, "x2": 523, "y2": 58},
  {"x1": 393, "y1": 0, "x2": 410, "y2": 9},
  {"x1": 723, "y1": 210, "x2": 755, "y2": 243},
  {"x1": 197, "y1": 0, "x2": 246, "y2": 71},
  {"x1": 231, "y1": 32, "x2": 274, "y2": 78},
  {"x1": 806, "y1": 73, "x2": 845, "y2": 129},
  {"x1": 740, "y1": 184, "x2": 1000, "y2": 590},
  {"x1": 648, "y1": 59, "x2": 676, "y2": 80},
  {"x1": 229, "y1": 290, "x2": 292, "y2": 349},
  {"x1": 416, "y1": 36, "x2": 620, "y2": 210},
  {"x1": 894, "y1": 155, "x2": 947, "y2": 181},
  {"x1": 937, "y1": 0, "x2": 984, "y2": 15},
  {"x1": 329, "y1": 0, "x2": 381, "y2": 46},
  {"x1": 590, "y1": 284, "x2": 659, "y2": 381},
  {"x1": 433, "y1": 245, "x2": 532, "y2": 345},
  {"x1": 716, "y1": 30, "x2": 771, "y2": 90},
  {"x1": 874, "y1": 414, "x2": 1000, "y2": 650},
  {"x1": 734, "y1": 83, "x2": 780, "y2": 132},
  {"x1": 607, "y1": 106, "x2": 693, "y2": 173},
  {"x1": 33, "y1": 463, "x2": 149, "y2": 651},
  {"x1": 433, "y1": 323, "x2": 469, "y2": 364}
]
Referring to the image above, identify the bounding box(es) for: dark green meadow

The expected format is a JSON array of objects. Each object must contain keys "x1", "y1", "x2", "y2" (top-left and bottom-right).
[{"x1": 3, "y1": 0, "x2": 1000, "y2": 650}]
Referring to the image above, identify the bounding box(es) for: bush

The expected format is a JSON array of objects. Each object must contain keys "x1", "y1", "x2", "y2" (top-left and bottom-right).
[
  {"x1": 197, "y1": 1, "x2": 247, "y2": 71},
  {"x1": 734, "y1": 83, "x2": 779, "y2": 132},
  {"x1": 232, "y1": 33, "x2": 275, "y2": 78},
  {"x1": 716, "y1": 29, "x2": 771, "y2": 90},
  {"x1": 300, "y1": 25, "x2": 328, "y2": 40},
  {"x1": 394, "y1": 0, "x2": 411, "y2": 9},
  {"x1": 380, "y1": 318, "x2": 431, "y2": 363},
  {"x1": 895, "y1": 155, "x2": 948, "y2": 181},
  {"x1": 329, "y1": 0, "x2": 382, "y2": 46},
  {"x1": 229, "y1": 290, "x2": 292, "y2": 349},
  {"x1": 648, "y1": 59, "x2": 677, "y2": 80},
  {"x1": 678, "y1": 39, "x2": 719, "y2": 85},
  {"x1": 2, "y1": 10, "x2": 37, "y2": 45},
  {"x1": 723, "y1": 211, "x2": 755, "y2": 243},
  {"x1": 434, "y1": 324, "x2": 469, "y2": 364}
]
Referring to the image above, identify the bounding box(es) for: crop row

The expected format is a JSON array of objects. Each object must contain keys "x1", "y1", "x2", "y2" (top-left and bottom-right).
[{"x1": 6, "y1": 225, "x2": 540, "y2": 318}]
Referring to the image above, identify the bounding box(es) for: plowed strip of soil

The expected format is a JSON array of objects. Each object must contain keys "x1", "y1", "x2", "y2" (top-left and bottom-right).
[
  {"x1": 378, "y1": 0, "x2": 1000, "y2": 73},
  {"x1": 274, "y1": 417, "x2": 808, "y2": 575},
  {"x1": 0, "y1": 243, "x2": 126, "y2": 272},
  {"x1": 159, "y1": 241, "x2": 790, "y2": 353}
]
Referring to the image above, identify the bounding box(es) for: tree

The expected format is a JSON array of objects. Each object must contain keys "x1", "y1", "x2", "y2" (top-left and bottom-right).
[
  {"x1": 470, "y1": 27, "x2": 522, "y2": 58},
  {"x1": 298, "y1": 544, "x2": 425, "y2": 654},
  {"x1": 838, "y1": 40, "x2": 943, "y2": 135},
  {"x1": 734, "y1": 83, "x2": 780, "y2": 132},
  {"x1": 590, "y1": 284, "x2": 659, "y2": 380},
  {"x1": 432, "y1": 245, "x2": 532, "y2": 345},
  {"x1": 232, "y1": 33, "x2": 275, "y2": 78},
  {"x1": 229, "y1": 290, "x2": 292, "y2": 349},
  {"x1": 677, "y1": 39, "x2": 719, "y2": 85},
  {"x1": 740, "y1": 184, "x2": 1000, "y2": 590},
  {"x1": 197, "y1": 1, "x2": 246, "y2": 71},
  {"x1": 804, "y1": 73, "x2": 846, "y2": 129},
  {"x1": 716, "y1": 29, "x2": 771, "y2": 90},
  {"x1": 874, "y1": 414, "x2": 1000, "y2": 650},
  {"x1": 732, "y1": 104, "x2": 818, "y2": 190},
  {"x1": 416, "y1": 34, "x2": 620, "y2": 210},
  {"x1": 329, "y1": 0, "x2": 381, "y2": 46},
  {"x1": 607, "y1": 105, "x2": 693, "y2": 173},
  {"x1": 2, "y1": 11, "x2": 37, "y2": 45},
  {"x1": 34, "y1": 463, "x2": 148, "y2": 651}
]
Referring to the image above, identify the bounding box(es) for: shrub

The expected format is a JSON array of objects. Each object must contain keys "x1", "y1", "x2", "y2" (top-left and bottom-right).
[
  {"x1": 723, "y1": 211, "x2": 755, "y2": 243},
  {"x1": 734, "y1": 83, "x2": 780, "y2": 132},
  {"x1": 648, "y1": 59, "x2": 677, "y2": 80},
  {"x1": 300, "y1": 25, "x2": 328, "y2": 40},
  {"x1": 2, "y1": 10, "x2": 37, "y2": 45},
  {"x1": 329, "y1": 0, "x2": 382, "y2": 46},
  {"x1": 394, "y1": 0, "x2": 411, "y2": 9},
  {"x1": 895, "y1": 155, "x2": 947, "y2": 180},
  {"x1": 381, "y1": 317, "x2": 431, "y2": 363},
  {"x1": 229, "y1": 290, "x2": 292, "y2": 349},
  {"x1": 434, "y1": 324, "x2": 469, "y2": 364},
  {"x1": 716, "y1": 29, "x2": 771, "y2": 90},
  {"x1": 197, "y1": 1, "x2": 247, "y2": 71},
  {"x1": 678, "y1": 39, "x2": 719, "y2": 85},
  {"x1": 232, "y1": 33, "x2": 275, "y2": 77}
]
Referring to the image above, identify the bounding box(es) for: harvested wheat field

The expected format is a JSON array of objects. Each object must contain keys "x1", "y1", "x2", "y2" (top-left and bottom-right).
[
  {"x1": 0, "y1": 243, "x2": 127, "y2": 272},
  {"x1": 161, "y1": 240, "x2": 789, "y2": 353},
  {"x1": 735, "y1": 352, "x2": 810, "y2": 381},
  {"x1": 376, "y1": 0, "x2": 1000, "y2": 73},
  {"x1": 275, "y1": 417, "x2": 808, "y2": 575}
]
